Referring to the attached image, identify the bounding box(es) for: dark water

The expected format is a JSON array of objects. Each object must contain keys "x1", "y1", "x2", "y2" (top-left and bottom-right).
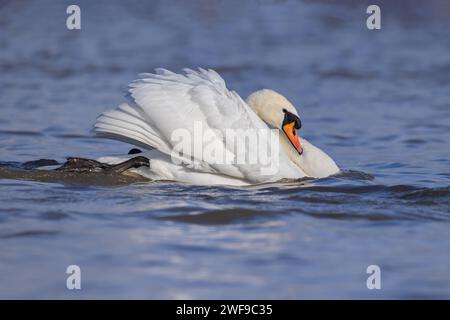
[{"x1": 1, "y1": 0, "x2": 450, "y2": 299}]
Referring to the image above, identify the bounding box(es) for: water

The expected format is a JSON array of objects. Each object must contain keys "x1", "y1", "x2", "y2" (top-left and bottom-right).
[{"x1": 1, "y1": 0, "x2": 450, "y2": 299}]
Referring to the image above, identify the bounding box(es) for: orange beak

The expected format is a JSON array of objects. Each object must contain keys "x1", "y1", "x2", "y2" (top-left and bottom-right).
[{"x1": 283, "y1": 121, "x2": 303, "y2": 155}]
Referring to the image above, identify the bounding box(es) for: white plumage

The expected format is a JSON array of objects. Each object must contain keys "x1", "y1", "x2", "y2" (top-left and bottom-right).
[{"x1": 95, "y1": 68, "x2": 339, "y2": 185}]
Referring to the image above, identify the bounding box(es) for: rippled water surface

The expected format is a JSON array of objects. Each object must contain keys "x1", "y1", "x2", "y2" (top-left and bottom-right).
[{"x1": 1, "y1": 0, "x2": 450, "y2": 298}]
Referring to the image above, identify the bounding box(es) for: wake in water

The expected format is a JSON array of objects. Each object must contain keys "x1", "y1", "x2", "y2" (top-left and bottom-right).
[
  {"x1": 1, "y1": 155, "x2": 449, "y2": 228},
  {"x1": 1, "y1": 156, "x2": 449, "y2": 224}
]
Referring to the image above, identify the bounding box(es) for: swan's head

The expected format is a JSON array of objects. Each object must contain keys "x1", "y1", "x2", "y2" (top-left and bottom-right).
[{"x1": 246, "y1": 89, "x2": 303, "y2": 155}]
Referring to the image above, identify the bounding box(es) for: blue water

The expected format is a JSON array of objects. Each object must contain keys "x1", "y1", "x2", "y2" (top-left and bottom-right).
[{"x1": 0, "y1": 0, "x2": 450, "y2": 299}]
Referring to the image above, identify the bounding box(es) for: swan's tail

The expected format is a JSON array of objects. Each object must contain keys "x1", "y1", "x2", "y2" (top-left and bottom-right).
[{"x1": 94, "y1": 102, "x2": 171, "y2": 153}]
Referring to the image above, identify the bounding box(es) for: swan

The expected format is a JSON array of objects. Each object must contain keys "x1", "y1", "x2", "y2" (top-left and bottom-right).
[{"x1": 94, "y1": 68, "x2": 339, "y2": 186}]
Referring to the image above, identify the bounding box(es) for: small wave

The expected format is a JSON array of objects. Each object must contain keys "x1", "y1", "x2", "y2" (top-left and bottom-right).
[
  {"x1": 280, "y1": 184, "x2": 418, "y2": 195},
  {"x1": 0, "y1": 229, "x2": 59, "y2": 239},
  {"x1": 333, "y1": 170, "x2": 375, "y2": 181},
  {"x1": 398, "y1": 186, "x2": 450, "y2": 199},
  {"x1": 299, "y1": 210, "x2": 399, "y2": 222},
  {"x1": 0, "y1": 130, "x2": 43, "y2": 136},
  {"x1": 157, "y1": 208, "x2": 275, "y2": 225}
]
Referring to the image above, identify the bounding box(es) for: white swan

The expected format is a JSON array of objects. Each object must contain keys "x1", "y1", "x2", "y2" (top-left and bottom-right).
[{"x1": 94, "y1": 68, "x2": 339, "y2": 186}]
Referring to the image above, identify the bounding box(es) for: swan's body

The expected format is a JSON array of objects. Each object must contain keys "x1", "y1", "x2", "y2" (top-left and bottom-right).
[{"x1": 94, "y1": 68, "x2": 339, "y2": 185}]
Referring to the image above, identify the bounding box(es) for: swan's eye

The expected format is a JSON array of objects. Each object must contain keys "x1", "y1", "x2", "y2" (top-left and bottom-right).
[{"x1": 282, "y1": 109, "x2": 301, "y2": 130}]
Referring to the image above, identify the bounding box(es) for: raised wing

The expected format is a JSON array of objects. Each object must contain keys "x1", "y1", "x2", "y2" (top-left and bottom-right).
[{"x1": 95, "y1": 68, "x2": 294, "y2": 182}]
